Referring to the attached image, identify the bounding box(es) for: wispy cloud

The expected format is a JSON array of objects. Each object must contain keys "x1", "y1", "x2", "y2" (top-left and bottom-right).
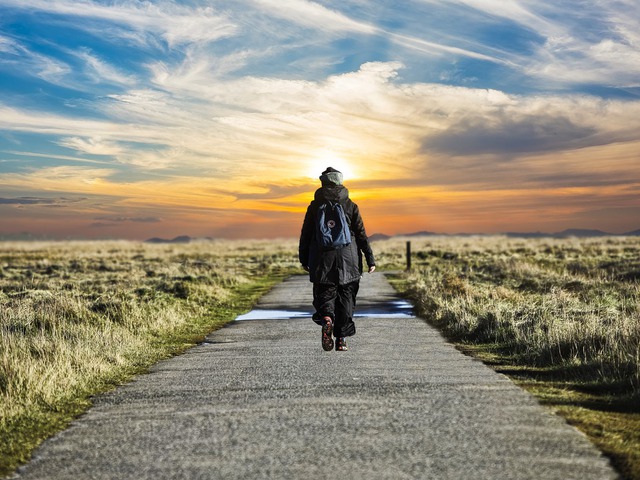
[
  {"x1": 0, "y1": 0, "x2": 237, "y2": 48},
  {"x1": 0, "y1": 34, "x2": 71, "y2": 85},
  {"x1": 437, "y1": 0, "x2": 557, "y2": 35},
  {"x1": 0, "y1": 103, "x2": 169, "y2": 146},
  {"x1": 248, "y1": 0, "x2": 505, "y2": 63},
  {"x1": 247, "y1": 0, "x2": 375, "y2": 34},
  {"x1": 0, "y1": 34, "x2": 19, "y2": 54},
  {"x1": 2, "y1": 150, "x2": 113, "y2": 166},
  {"x1": 74, "y1": 49, "x2": 137, "y2": 86},
  {"x1": 93, "y1": 215, "x2": 162, "y2": 224},
  {"x1": 0, "y1": 196, "x2": 86, "y2": 206},
  {"x1": 411, "y1": 0, "x2": 640, "y2": 89},
  {"x1": 57, "y1": 137, "x2": 124, "y2": 156}
]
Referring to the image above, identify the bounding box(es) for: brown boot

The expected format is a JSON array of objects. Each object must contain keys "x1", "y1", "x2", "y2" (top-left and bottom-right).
[{"x1": 321, "y1": 316, "x2": 334, "y2": 351}]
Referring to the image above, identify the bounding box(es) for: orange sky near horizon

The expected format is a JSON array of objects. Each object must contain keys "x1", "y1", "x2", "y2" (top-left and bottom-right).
[{"x1": 3, "y1": 151, "x2": 639, "y2": 240}]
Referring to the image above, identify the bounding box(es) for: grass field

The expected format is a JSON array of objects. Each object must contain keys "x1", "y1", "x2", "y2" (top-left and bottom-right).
[
  {"x1": 376, "y1": 235, "x2": 640, "y2": 480},
  {"x1": 1, "y1": 236, "x2": 639, "y2": 479},
  {"x1": 0, "y1": 239, "x2": 298, "y2": 477}
]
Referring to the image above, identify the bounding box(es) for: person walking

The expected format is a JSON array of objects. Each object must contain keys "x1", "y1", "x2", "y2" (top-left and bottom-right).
[{"x1": 299, "y1": 167, "x2": 376, "y2": 351}]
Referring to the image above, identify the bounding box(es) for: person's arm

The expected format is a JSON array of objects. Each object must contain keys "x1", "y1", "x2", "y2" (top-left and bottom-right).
[
  {"x1": 351, "y1": 203, "x2": 375, "y2": 271},
  {"x1": 298, "y1": 203, "x2": 315, "y2": 269}
]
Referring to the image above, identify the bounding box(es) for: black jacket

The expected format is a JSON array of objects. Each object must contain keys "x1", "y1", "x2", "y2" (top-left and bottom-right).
[{"x1": 299, "y1": 185, "x2": 375, "y2": 285}]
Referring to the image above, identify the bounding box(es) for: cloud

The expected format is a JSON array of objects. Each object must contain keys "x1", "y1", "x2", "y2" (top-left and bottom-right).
[
  {"x1": 0, "y1": 166, "x2": 118, "y2": 192},
  {"x1": 385, "y1": 31, "x2": 505, "y2": 64},
  {"x1": 0, "y1": 197, "x2": 56, "y2": 205},
  {"x1": 423, "y1": 115, "x2": 597, "y2": 156},
  {"x1": 430, "y1": 0, "x2": 557, "y2": 35},
  {"x1": 0, "y1": 34, "x2": 19, "y2": 54},
  {"x1": 2, "y1": 150, "x2": 113, "y2": 165},
  {"x1": 248, "y1": 0, "x2": 503, "y2": 63},
  {"x1": 0, "y1": 196, "x2": 87, "y2": 206},
  {"x1": 88, "y1": 222, "x2": 115, "y2": 228},
  {"x1": 412, "y1": 0, "x2": 640, "y2": 89},
  {"x1": 57, "y1": 137, "x2": 125, "y2": 156},
  {"x1": 74, "y1": 49, "x2": 137, "y2": 86},
  {"x1": 510, "y1": 2, "x2": 640, "y2": 88},
  {"x1": 232, "y1": 183, "x2": 311, "y2": 201},
  {"x1": 93, "y1": 215, "x2": 162, "y2": 223},
  {"x1": 246, "y1": 0, "x2": 376, "y2": 35},
  {"x1": 415, "y1": 87, "x2": 640, "y2": 158},
  {"x1": 0, "y1": 103, "x2": 170, "y2": 147},
  {"x1": 0, "y1": 0, "x2": 238, "y2": 48},
  {"x1": 0, "y1": 34, "x2": 71, "y2": 85},
  {"x1": 0, "y1": 165, "x2": 236, "y2": 211}
]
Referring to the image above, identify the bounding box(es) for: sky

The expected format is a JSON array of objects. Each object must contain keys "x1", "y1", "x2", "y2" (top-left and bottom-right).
[{"x1": 0, "y1": 0, "x2": 639, "y2": 240}]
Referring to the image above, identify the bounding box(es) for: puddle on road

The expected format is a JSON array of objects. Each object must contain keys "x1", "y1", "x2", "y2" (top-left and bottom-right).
[
  {"x1": 356, "y1": 300, "x2": 413, "y2": 318},
  {"x1": 235, "y1": 310, "x2": 310, "y2": 321},
  {"x1": 235, "y1": 300, "x2": 413, "y2": 321}
]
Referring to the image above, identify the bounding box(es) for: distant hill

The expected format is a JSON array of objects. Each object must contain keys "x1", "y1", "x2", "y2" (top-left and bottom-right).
[
  {"x1": 400, "y1": 231, "x2": 438, "y2": 237},
  {"x1": 624, "y1": 229, "x2": 640, "y2": 236},
  {"x1": 505, "y1": 231, "x2": 550, "y2": 238},
  {"x1": 0, "y1": 232, "x2": 54, "y2": 241},
  {"x1": 369, "y1": 233, "x2": 391, "y2": 242},
  {"x1": 554, "y1": 229, "x2": 610, "y2": 237},
  {"x1": 144, "y1": 235, "x2": 192, "y2": 244}
]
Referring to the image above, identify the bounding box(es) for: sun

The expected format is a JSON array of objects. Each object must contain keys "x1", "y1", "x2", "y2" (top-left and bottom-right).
[{"x1": 305, "y1": 150, "x2": 357, "y2": 181}]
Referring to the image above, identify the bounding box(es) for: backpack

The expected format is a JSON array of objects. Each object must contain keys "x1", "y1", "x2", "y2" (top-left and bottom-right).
[{"x1": 316, "y1": 201, "x2": 351, "y2": 249}]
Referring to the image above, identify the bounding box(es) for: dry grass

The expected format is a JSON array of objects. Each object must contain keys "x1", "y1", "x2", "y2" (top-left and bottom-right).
[
  {"x1": 377, "y1": 235, "x2": 640, "y2": 390},
  {"x1": 0, "y1": 239, "x2": 298, "y2": 477},
  {"x1": 377, "y1": 235, "x2": 640, "y2": 479},
  {"x1": 3, "y1": 235, "x2": 639, "y2": 478}
]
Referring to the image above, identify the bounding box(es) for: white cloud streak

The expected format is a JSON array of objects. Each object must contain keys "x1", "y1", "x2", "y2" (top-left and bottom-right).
[
  {"x1": 2, "y1": 150, "x2": 113, "y2": 165},
  {"x1": 0, "y1": 34, "x2": 19, "y2": 54},
  {"x1": 246, "y1": 0, "x2": 506, "y2": 64},
  {"x1": 418, "y1": 0, "x2": 640, "y2": 88},
  {"x1": 74, "y1": 49, "x2": 137, "y2": 86},
  {"x1": 57, "y1": 137, "x2": 125, "y2": 156},
  {"x1": 0, "y1": 34, "x2": 71, "y2": 85},
  {"x1": 0, "y1": 0, "x2": 237, "y2": 47},
  {"x1": 248, "y1": 0, "x2": 376, "y2": 34}
]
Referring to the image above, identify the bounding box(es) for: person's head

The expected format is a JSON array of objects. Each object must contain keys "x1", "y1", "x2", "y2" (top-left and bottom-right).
[{"x1": 319, "y1": 167, "x2": 343, "y2": 186}]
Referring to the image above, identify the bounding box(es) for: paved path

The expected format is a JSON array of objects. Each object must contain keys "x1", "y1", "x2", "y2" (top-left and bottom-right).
[{"x1": 14, "y1": 274, "x2": 618, "y2": 480}]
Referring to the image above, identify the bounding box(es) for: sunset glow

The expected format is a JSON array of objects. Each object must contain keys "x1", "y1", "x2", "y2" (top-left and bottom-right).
[
  {"x1": 305, "y1": 151, "x2": 357, "y2": 181},
  {"x1": 1, "y1": 1, "x2": 639, "y2": 239}
]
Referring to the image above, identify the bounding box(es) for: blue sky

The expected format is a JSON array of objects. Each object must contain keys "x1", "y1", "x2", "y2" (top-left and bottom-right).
[{"x1": 1, "y1": 0, "x2": 639, "y2": 239}]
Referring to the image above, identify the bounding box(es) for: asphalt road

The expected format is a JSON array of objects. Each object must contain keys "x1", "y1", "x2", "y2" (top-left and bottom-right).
[{"x1": 13, "y1": 274, "x2": 619, "y2": 480}]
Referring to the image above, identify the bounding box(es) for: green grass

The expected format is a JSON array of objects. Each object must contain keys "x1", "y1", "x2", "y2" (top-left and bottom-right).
[
  {"x1": 377, "y1": 235, "x2": 640, "y2": 480},
  {"x1": 0, "y1": 239, "x2": 299, "y2": 478}
]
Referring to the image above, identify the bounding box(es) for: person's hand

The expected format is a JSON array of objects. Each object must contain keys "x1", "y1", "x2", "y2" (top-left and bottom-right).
[
  {"x1": 303, "y1": 265, "x2": 310, "y2": 272},
  {"x1": 368, "y1": 265, "x2": 376, "y2": 274}
]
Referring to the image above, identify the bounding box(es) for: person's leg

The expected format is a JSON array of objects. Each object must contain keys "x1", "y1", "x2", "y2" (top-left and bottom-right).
[
  {"x1": 313, "y1": 283, "x2": 337, "y2": 322},
  {"x1": 311, "y1": 283, "x2": 323, "y2": 326},
  {"x1": 313, "y1": 283, "x2": 337, "y2": 351},
  {"x1": 333, "y1": 280, "x2": 358, "y2": 339}
]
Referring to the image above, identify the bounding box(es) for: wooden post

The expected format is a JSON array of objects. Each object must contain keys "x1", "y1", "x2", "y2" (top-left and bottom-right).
[{"x1": 406, "y1": 241, "x2": 411, "y2": 271}]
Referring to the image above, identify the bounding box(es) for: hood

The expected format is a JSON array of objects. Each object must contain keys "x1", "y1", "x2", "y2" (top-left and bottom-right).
[
  {"x1": 319, "y1": 169, "x2": 343, "y2": 186},
  {"x1": 314, "y1": 185, "x2": 349, "y2": 204}
]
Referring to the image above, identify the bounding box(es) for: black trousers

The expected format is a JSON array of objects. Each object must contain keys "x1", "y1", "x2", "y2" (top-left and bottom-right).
[{"x1": 313, "y1": 281, "x2": 359, "y2": 338}]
